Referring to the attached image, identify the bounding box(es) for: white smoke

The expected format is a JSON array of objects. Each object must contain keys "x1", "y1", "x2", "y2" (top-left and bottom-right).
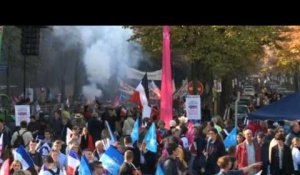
[{"x1": 53, "y1": 26, "x2": 143, "y2": 101}]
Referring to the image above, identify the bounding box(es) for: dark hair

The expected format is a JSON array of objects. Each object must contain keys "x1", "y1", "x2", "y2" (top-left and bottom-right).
[
  {"x1": 20, "y1": 121, "x2": 27, "y2": 128},
  {"x1": 30, "y1": 115, "x2": 36, "y2": 119},
  {"x1": 166, "y1": 142, "x2": 178, "y2": 155},
  {"x1": 209, "y1": 128, "x2": 218, "y2": 134},
  {"x1": 0, "y1": 119, "x2": 3, "y2": 123},
  {"x1": 44, "y1": 155, "x2": 54, "y2": 164},
  {"x1": 124, "y1": 136, "x2": 132, "y2": 144},
  {"x1": 90, "y1": 161, "x2": 102, "y2": 172},
  {"x1": 257, "y1": 132, "x2": 265, "y2": 139},
  {"x1": 275, "y1": 133, "x2": 285, "y2": 142},
  {"x1": 180, "y1": 126, "x2": 188, "y2": 135}
]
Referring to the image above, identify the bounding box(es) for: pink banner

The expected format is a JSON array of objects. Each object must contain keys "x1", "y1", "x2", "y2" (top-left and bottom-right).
[{"x1": 160, "y1": 26, "x2": 173, "y2": 129}]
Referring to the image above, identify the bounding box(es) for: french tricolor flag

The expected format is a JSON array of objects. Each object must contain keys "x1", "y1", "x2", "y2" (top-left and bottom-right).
[
  {"x1": 129, "y1": 73, "x2": 149, "y2": 108},
  {"x1": 13, "y1": 146, "x2": 34, "y2": 170},
  {"x1": 67, "y1": 149, "x2": 80, "y2": 175}
]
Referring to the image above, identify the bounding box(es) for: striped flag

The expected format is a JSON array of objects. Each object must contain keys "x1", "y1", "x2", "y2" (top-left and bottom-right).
[
  {"x1": 13, "y1": 146, "x2": 34, "y2": 170},
  {"x1": 67, "y1": 149, "x2": 80, "y2": 175},
  {"x1": 105, "y1": 121, "x2": 116, "y2": 144},
  {"x1": 66, "y1": 127, "x2": 72, "y2": 145},
  {"x1": 78, "y1": 156, "x2": 92, "y2": 175}
]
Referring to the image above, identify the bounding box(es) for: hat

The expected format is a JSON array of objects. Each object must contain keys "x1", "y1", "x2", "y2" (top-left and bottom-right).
[
  {"x1": 75, "y1": 113, "x2": 83, "y2": 119},
  {"x1": 178, "y1": 116, "x2": 188, "y2": 123},
  {"x1": 170, "y1": 120, "x2": 177, "y2": 127}
]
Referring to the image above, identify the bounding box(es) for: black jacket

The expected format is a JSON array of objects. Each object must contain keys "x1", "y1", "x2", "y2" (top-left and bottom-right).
[
  {"x1": 88, "y1": 117, "x2": 104, "y2": 142},
  {"x1": 119, "y1": 162, "x2": 135, "y2": 175},
  {"x1": 140, "y1": 150, "x2": 157, "y2": 174},
  {"x1": 124, "y1": 145, "x2": 141, "y2": 168},
  {"x1": 270, "y1": 145, "x2": 293, "y2": 175},
  {"x1": 163, "y1": 157, "x2": 179, "y2": 175},
  {"x1": 205, "y1": 139, "x2": 226, "y2": 174}
]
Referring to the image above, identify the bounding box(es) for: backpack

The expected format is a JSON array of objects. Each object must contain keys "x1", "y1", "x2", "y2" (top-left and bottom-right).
[
  {"x1": 46, "y1": 168, "x2": 60, "y2": 175},
  {"x1": 13, "y1": 130, "x2": 28, "y2": 147}
]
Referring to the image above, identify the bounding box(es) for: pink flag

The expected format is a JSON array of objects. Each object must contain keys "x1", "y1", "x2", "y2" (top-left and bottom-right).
[
  {"x1": 0, "y1": 159, "x2": 10, "y2": 175},
  {"x1": 160, "y1": 26, "x2": 173, "y2": 129},
  {"x1": 186, "y1": 121, "x2": 195, "y2": 144}
]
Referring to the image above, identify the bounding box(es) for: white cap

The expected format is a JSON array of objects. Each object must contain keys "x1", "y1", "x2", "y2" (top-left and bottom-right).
[{"x1": 170, "y1": 120, "x2": 177, "y2": 127}]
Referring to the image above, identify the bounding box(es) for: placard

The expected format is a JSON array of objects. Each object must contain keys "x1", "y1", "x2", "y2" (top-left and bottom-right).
[{"x1": 186, "y1": 95, "x2": 201, "y2": 120}]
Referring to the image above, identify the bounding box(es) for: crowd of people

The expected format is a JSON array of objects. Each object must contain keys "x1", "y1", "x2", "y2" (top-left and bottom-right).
[{"x1": 0, "y1": 91, "x2": 300, "y2": 175}]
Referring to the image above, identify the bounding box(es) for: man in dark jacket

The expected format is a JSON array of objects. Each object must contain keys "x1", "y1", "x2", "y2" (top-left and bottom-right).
[
  {"x1": 270, "y1": 133, "x2": 293, "y2": 175},
  {"x1": 257, "y1": 132, "x2": 270, "y2": 175},
  {"x1": 163, "y1": 142, "x2": 180, "y2": 175},
  {"x1": 285, "y1": 121, "x2": 300, "y2": 146},
  {"x1": 119, "y1": 150, "x2": 136, "y2": 175},
  {"x1": 88, "y1": 113, "x2": 104, "y2": 142},
  {"x1": 124, "y1": 136, "x2": 140, "y2": 168}
]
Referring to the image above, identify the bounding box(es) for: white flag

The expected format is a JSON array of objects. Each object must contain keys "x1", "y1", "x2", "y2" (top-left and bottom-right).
[{"x1": 66, "y1": 128, "x2": 72, "y2": 145}]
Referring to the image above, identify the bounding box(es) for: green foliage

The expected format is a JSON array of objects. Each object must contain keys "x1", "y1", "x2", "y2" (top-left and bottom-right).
[{"x1": 128, "y1": 26, "x2": 283, "y2": 79}]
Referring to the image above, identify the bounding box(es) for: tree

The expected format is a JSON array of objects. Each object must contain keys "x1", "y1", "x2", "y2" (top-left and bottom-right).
[{"x1": 128, "y1": 26, "x2": 283, "y2": 114}]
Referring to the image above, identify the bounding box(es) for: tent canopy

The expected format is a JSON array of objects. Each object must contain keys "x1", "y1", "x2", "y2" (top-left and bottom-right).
[{"x1": 248, "y1": 92, "x2": 300, "y2": 121}]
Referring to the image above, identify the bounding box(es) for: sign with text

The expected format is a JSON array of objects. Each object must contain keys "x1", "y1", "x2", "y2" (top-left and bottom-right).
[
  {"x1": 186, "y1": 95, "x2": 201, "y2": 120},
  {"x1": 15, "y1": 105, "x2": 30, "y2": 126}
]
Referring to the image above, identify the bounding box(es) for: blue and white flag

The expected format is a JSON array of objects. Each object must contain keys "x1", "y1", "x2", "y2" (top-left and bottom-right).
[
  {"x1": 13, "y1": 146, "x2": 34, "y2": 170},
  {"x1": 100, "y1": 146, "x2": 124, "y2": 175},
  {"x1": 79, "y1": 156, "x2": 92, "y2": 175},
  {"x1": 143, "y1": 123, "x2": 157, "y2": 153},
  {"x1": 130, "y1": 118, "x2": 139, "y2": 144},
  {"x1": 224, "y1": 127, "x2": 238, "y2": 149},
  {"x1": 37, "y1": 142, "x2": 51, "y2": 157},
  {"x1": 105, "y1": 121, "x2": 116, "y2": 144}
]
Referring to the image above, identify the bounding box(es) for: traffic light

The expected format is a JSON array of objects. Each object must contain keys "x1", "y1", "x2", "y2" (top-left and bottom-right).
[{"x1": 20, "y1": 26, "x2": 40, "y2": 56}]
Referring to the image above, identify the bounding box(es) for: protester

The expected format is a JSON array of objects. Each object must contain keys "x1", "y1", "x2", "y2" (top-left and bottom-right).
[
  {"x1": 286, "y1": 121, "x2": 300, "y2": 146},
  {"x1": 235, "y1": 129, "x2": 261, "y2": 175},
  {"x1": 10, "y1": 160, "x2": 22, "y2": 175},
  {"x1": 80, "y1": 127, "x2": 95, "y2": 151},
  {"x1": 216, "y1": 155, "x2": 262, "y2": 175},
  {"x1": 93, "y1": 140, "x2": 105, "y2": 161},
  {"x1": 204, "y1": 128, "x2": 226, "y2": 175},
  {"x1": 40, "y1": 155, "x2": 64, "y2": 175},
  {"x1": 291, "y1": 137, "x2": 300, "y2": 175},
  {"x1": 11, "y1": 121, "x2": 33, "y2": 149},
  {"x1": 123, "y1": 136, "x2": 140, "y2": 168},
  {"x1": 118, "y1": 150, "x2": 140, "y2": 175},
  {"x1": 270, "y1": 132, "x2": 293, "y2": 175}
]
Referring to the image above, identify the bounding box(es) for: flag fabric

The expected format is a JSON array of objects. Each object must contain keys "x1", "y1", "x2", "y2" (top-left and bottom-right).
[
  {"x1": 186, "y1": 121, "x2": 194, "y2": 145},
  {"x1": 150, "y1": 80, "x2": 161, "y2": 99},
  {"x1": 100, "y1": 146, "x2": 124, "y2": 175},
  {"x1": 67, "y1": 149, "x2": 80, "y2": 175},
  {"x1": 66, "y1": 127, "x2": 72, "y2": 145},
  {"x1": 224, "y1": 127, "x2": 238, "y2": 149},
  {"x1": 105, "y1": 121, "x2": 116, "y2": 144},
  {"x1": 113, "y1": 95, "x2": 120, "y2": 108},
  {"x1": 143, "y1": 123, "x2": 157, "y2": 153},
  {"x1": 155, "y1": 163, "x2": 164, "y2": 175},
  {"x1": 160, "y1": 26, "x2": 173, "y2": 129},
  {"x1": 0, "y1": 133, "x2": 3, "y2": 157},
  {"x1": 130, "y1": 118, "x2": 139, "y2": 144},
  {"x1": 37, "y1": 142, "x2": 51, "y2": 157},
  {"x1": 78, "y1": 156, "x2": 92, "y2": 175},
  {"x1": 0, "y1": 159, "x2": 10, "y2": 175},
  {"x1": 129, "y1": 73, "x2": 149, "y2": 108},
  {"x1": 13, "y1": 146, "x2": 34, "y2": 170}
]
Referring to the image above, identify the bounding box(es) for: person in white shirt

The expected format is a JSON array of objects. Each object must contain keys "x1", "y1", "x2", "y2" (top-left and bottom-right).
[
  {"x1": 291, "y1": 137, "x2": 300, "y2": 175},
  {"x1": 40, "y1": 155, "x2": 64, "y2": 175}
]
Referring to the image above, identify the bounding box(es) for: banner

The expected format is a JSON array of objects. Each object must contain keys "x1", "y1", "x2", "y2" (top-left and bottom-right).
[
  {"x1": 186, "y1": 95, "x2": 201, "y2": 120},
  {"x1": 15, "y1": 105, "x2": 30, "y2": 126}
]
